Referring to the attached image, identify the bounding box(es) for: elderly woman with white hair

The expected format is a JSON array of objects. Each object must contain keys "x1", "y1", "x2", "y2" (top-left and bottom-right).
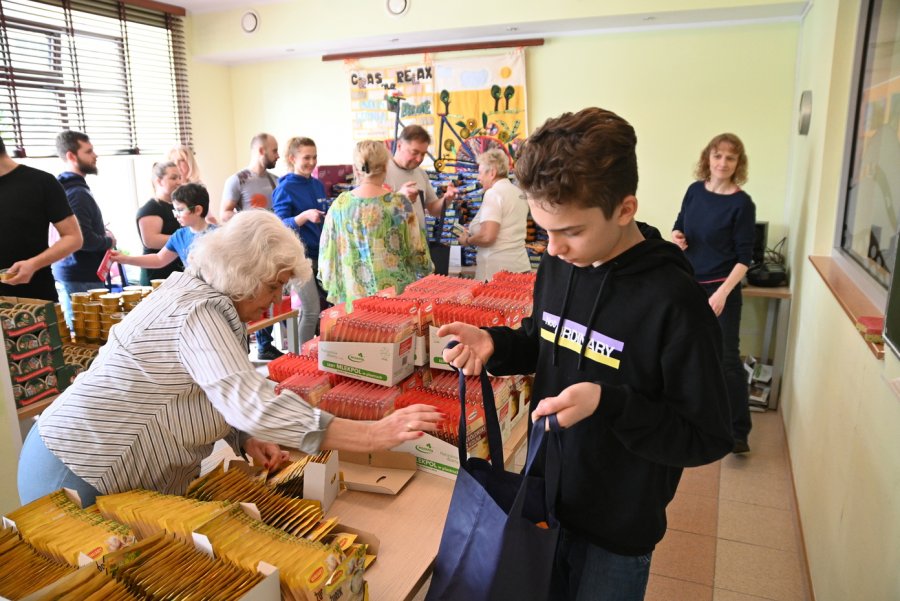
[
  {"x1": 457, "y1": 149, "x2": 531, "y2": 280},
  {"x1": 17, "y1": 210, "x2": 441, "y2": 506}
]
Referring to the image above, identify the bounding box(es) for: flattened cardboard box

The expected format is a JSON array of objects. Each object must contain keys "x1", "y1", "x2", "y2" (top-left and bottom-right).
[{"x1": 339, "y1": 450, "x2": 417, "y2": 495}]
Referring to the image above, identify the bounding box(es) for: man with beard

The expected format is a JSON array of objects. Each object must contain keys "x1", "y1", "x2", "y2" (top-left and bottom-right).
[
  {"x1": 220, "y1": 133, "x2": 280, "y2": 221},
  {"x1": 0, "y1": 134, "x2": 82, "y2": 302},
  {"x1": 221, "y1": 133, "x2": 282, "y2": 360},
  {"x1": 52, "y1": 130, "x2": 117, "y2": 326}
]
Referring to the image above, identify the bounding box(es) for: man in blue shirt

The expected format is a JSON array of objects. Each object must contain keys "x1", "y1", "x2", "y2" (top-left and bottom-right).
[{"x1": 52, "y1": 130, "x2": 117, "y2": 326}]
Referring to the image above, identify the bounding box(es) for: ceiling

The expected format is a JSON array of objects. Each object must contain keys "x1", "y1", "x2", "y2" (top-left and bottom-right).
[{"x1": 173, "y1": 1, "x2": 809, "y2": 64}]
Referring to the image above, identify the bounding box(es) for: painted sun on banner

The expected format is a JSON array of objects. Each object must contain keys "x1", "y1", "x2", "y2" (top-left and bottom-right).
[
  {"x1": 347, "y1": 59, "x2": 435, "y2": 146},
  {"x1": 430, "y1": 51, "x2": 527, "y2": 173}
]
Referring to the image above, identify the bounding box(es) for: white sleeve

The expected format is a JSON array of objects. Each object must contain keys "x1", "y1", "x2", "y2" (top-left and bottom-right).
[
  {"x1": 478, "y1": 189, "x2": 503, "y2": 224},
  {"x1": 177, "y1": 302, "x2": 333, "y2": 453}
]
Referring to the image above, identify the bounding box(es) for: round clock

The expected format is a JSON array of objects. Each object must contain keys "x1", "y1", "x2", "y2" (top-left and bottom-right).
[
  {"x1": 386, "y1": 0, "x2": 410, "y2": 17},
  {"x1": 240, "y1": 10, "x2": 259, "y2": 34}
]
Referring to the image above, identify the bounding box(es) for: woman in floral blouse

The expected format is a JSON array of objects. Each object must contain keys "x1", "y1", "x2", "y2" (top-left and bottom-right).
[{"x1": 318, "y1": 140, "x2": 433, "y2": 304}]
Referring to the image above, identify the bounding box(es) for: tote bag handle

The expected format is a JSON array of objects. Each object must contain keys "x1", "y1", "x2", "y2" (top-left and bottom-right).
[{"x1": 445, "y1": 341, "x2": 561, "y2": 475}]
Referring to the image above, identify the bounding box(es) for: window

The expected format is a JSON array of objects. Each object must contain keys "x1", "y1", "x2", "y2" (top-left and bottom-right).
[
  {"x1": 0, "y1": 0, "x2": 190, "y2": 158},
  {"x1": 841, "y1": 0, "x2": 900, "y2": 288}
]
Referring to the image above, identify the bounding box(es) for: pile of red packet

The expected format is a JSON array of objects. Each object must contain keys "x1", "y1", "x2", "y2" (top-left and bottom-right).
[
  {"x1": 274, "y1": 372, "x2": 332, "y2": 406},
  {"x1": 320, "y1": 309, "x2": 415, "y2": 343},
  {"x1": 318, "y1": 380, "x2": 402, "y2": 420}
]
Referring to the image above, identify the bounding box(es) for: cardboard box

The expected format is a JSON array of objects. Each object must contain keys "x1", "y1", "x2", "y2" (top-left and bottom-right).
[
  {"x1": 413, "y1": 333, "x2": 428, "y2": 367},
  {"x1": 225, "y1": 454, "x2": 340, "y2": 513},
  {"x1": 393, "y1": 417, "x2": 488, "y2": 479},
  {"x1": 429, "y1": 325, "x2": 455, "y2": 371},
  {"x1": 339, "y1": 451, "x2": 417, "y2": 494},
  {"x1": 318, "y1": 338, "x2": 414, "y2": 386}
]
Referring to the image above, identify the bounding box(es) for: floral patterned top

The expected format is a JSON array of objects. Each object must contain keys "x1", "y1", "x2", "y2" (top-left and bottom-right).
[{"x1": 318, "y1": 190, "x2": 433, "y2": 304}]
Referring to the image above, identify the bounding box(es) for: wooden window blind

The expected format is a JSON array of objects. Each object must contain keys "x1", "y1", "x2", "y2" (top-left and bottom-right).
[{"x1": 0, "y1": 0, "x2": 190, "y2": 158}]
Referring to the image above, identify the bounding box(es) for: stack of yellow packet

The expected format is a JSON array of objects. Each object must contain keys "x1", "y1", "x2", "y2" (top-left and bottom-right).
[
  {"x1": 104, "y1": 531, "x2": 264, "y2": 600},
  {"x1": 21, "y1": 565, "x2": 138, "y2": 601},
  {"x1": 195, "y1": 506, "x2": 367, "y2": 601},
  {"x1": 96, "y1": 489, "x2": 229, "y2": 542},
  {"x1": 0, "y1": 527, "x2": 76, "y2": 600},
  {"x1": 187, "y1": 463, "x2": 327, "y2": 539},
  {"x1": 4, "y1": 490, "x2": 135, "y2": 565},
  {"x1": 266, "y1": 451, "x2": 334, "y2": 498}
]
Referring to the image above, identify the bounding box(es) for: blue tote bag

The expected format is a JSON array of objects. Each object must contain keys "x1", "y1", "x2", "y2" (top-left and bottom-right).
[{"x1": 426, "y1": 346, "x2": 561, "y2": 601}]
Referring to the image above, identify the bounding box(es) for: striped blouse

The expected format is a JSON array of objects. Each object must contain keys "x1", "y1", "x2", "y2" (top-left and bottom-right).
[{"x1": 38, "y1": 271, "x2": 333, "y2": 496}]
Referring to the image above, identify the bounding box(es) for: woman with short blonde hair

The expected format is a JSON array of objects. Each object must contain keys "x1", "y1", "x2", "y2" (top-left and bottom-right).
[
  {"x1": 318, "y1": 140, "x2": 432, "y2": 304},
  {"x1": 18, "y1": 209, "x2": 441, "y2": 507}
]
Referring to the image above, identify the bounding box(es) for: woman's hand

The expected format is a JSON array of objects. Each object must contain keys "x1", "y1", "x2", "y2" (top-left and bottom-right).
[
  {"x1": 437, "y1": 322, "x2": 495, "y2": 375},
  {"x1": 295, "y1": 208, "x2": 325, "y2": 226},
  {"x1": 243, "y1": 437, "x2": 291, "y2": 471},
  {"x1": 368, "y1": 404, "x2": 444, "y2": 450},
  {"x1": 671, "y1": 230, "x2": 688, "y2": 251},
  {"x1": 531, "y1": 382, "x2": 601, "y2": 429},
  {"x1": 708, "y1": 287, "x2": 728, "y2": 316}
]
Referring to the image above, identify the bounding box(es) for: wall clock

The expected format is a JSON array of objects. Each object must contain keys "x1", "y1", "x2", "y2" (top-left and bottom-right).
[
  {"x1": 386, "y1": 0, "x2": 410, "y2": 17},
  {"x1": 240, "y1": 10, "x2": 259, "y2": 34}
]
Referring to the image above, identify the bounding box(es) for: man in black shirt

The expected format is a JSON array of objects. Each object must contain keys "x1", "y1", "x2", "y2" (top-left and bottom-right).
[{"x1": 0, "y1": 136, "x2": 82, "y2": 301}]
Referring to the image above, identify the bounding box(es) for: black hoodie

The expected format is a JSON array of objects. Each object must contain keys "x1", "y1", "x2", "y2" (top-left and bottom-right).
[{"x1": 485, "y1": 238, "x2": 733, "y2": 556}]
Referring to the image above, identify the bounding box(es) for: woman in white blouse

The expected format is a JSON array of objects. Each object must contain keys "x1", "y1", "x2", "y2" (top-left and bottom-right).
[
  {"x1": 457, "y1": 149, "x2": 532, "y2": 281},
  {"x1": 18, "y1": 210, "x2": 441, "y2": 506}
]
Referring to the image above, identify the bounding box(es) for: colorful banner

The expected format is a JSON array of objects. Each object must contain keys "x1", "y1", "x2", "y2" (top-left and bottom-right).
[
  {"x1": 348, "y1": 60, "x2": 435, "y2": 145},
  {"x1": 431, "y1": 51, "x2": 527, "y2": 172},
  {"x1": 347, "y1": 51, "x2": 528, "y2": 172}
]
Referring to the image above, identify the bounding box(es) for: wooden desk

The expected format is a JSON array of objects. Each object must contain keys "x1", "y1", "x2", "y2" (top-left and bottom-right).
[
  {"x1": 247, "y1": 309, "x2": 300, "y2": 354},
  {"x1": 329, "y1": 415, "x2": 528, "y2": 601},
  {"x1": 742, "y1": 285, "x2": 791, "y2": 409}
]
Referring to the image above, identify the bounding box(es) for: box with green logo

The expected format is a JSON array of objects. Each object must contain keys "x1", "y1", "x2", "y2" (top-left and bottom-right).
[
  {"x1": 318, "y1": 337, "x2": 415, "y2": 386},
  {"x1": 393, "y1": 416, "x2": 489, "y2": 480}
]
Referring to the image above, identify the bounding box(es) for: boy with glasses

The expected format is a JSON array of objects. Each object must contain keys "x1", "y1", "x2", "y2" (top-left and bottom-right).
[{"x1": 112, "y1": 183, "x2": 214, "y2": 270}]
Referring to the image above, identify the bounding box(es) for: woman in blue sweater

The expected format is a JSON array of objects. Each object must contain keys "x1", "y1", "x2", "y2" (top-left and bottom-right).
[
  {"x1": 672, "y1": 133, "x2": 756, "y2": 453},
  {"x1": 273, "y1": 137, "x2": 327, "y2": 344}
]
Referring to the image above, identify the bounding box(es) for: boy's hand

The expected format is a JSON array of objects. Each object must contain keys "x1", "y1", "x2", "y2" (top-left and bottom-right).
[
  {"x1": 671, "y1": 230, "x2": 688, "y2": 251},
  {"x1": 532, "y1": 382, "x2": 601, "y2": 429},
  {"x1": 437, "y1": 322, "x2": 495, "y2": 375}
]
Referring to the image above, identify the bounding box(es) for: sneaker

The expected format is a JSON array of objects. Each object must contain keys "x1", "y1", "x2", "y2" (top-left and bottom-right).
[
  {"x1": 732, "y1": 439, "x2": 750, "y2": 454},
  {"x1": 257, "y1": 345, "x2": 284, "y2": 361}
]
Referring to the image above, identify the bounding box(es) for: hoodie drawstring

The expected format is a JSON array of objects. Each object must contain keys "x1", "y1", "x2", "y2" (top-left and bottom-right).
[
  {"x1": 577, "y1": 267, "x2": 612, "y2": 371},
  {"x1": 552, "y1": 266, "x2": 577, "y2": 367}
]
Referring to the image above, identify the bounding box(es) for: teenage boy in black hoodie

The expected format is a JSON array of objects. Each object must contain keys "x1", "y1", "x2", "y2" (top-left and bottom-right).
[{"x1": 439, "y1": 107, "x2": 733, "y2": 600}]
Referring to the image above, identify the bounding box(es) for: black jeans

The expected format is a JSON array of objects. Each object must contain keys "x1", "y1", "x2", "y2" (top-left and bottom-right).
[{"x1": 702, "y1": 281, "x2": 751, "y2": 441}]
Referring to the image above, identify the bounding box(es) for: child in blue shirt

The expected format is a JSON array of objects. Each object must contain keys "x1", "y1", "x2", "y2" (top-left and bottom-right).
[{"x1": 112, "y1": 183, "x2": 214, "y2": 271}]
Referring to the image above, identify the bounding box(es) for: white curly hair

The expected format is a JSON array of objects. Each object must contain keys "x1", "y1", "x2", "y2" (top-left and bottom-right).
[{"x1": 187, "y1": 209, "x2": 312, "y2": 301}]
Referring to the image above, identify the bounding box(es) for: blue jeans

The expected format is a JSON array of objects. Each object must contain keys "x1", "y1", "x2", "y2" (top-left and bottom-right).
[
  {"x1": 297, "y1": 270, "x2": 322, "y2": 345},
  {"x1": 255, "y1": 325, "x2": 274, "y2": 349},
  {"x1": 18, "y1": 424, "x2": 102, "y2": 507},
  {"x1": 57, "y1": 280, "x2": 104, "y2": 328},
  {"x1": 551, "y1": 529, "x2": 652, "y2": 601},
  {"x1": 702, "y1": 282, "x2": 751, "y2": 440}
]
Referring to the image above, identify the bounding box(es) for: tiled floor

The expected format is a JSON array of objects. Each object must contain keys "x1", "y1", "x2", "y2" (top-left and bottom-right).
[
  {"x1": 646, "y1": 410, "x2": 812, "y2": 601},
  {"x1": 413, "y1": 410, "x2": 811, "y2": 601}
]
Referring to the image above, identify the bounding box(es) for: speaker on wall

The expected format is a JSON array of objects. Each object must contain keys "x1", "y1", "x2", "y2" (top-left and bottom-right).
[{"x1": 753, "y1": 221, "x2": 768, "y2": 265}]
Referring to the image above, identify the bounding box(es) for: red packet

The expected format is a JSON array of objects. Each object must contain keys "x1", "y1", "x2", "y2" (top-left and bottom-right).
[{"x1": 96, "y1": 249, "x2": 114, "y2": 282}]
